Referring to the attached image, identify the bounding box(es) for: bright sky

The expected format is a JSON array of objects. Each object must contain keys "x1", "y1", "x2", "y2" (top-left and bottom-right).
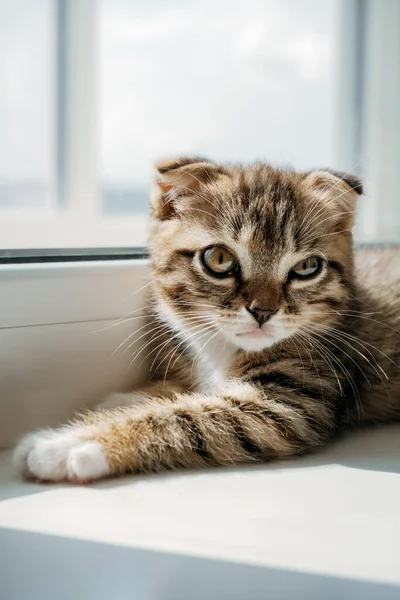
[{"x1": 0, "y1": 0, "x2": 339, "y2": 188}]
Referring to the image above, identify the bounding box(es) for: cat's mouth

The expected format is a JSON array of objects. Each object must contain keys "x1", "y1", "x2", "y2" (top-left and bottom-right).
[
  {"x1": 235, "y1": 329, "x2": 271, "y2": 339},
  {"x1": 233, "y1": 326, "x2": 278, "y2": 348},
  {"x1": 229, "y1": 322, "x2": 293, "y2": 351}
]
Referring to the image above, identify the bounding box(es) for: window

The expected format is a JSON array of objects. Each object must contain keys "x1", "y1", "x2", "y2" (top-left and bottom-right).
[
  {"x1": 100, "y1": 0, "x2": 338, "y2": 210},
  {"x1": 0, "y1": 0, "x2": 55, "y2": 234},
  {"x1": 0, "y1": 0, "x2": 341, "y2": 251},
  {"x1": 0, "y1": 0, "x2": 399, "y2": 252}
]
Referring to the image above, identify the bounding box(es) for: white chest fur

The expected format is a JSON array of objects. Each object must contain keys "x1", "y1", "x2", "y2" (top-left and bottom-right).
[
  {"x1": 189, "y1": 331, "x2": 237, "y2": 393},
  {"x1": 155, "y1": 301, "x2": 237, "y2": 393}
]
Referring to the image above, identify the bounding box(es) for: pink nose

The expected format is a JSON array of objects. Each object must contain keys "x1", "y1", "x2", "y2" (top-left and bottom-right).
[{"x1": 246, "y1": 305, "x2": 278, "y2": 326}]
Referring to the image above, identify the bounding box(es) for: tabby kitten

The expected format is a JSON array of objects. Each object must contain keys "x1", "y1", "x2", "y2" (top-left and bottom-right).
[{"x1": 15, "y1": 158, "x2": 400, "y2": 482}]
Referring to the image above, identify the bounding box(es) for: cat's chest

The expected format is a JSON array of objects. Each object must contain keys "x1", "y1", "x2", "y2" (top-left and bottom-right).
[{"x1": 189, "y1": 335, "x2": 237, "y2": 392}]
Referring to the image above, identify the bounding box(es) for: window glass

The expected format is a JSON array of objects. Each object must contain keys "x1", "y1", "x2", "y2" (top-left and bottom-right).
[
  {"x1": 100, "y1": 0, "x2": 338, "y2": 219},
  {"x1": 0, "y1": 0, "x2": 340, "y2": 249},
  {"x1": 0, "y1": 0, "x2": 54, "y2": 212}
]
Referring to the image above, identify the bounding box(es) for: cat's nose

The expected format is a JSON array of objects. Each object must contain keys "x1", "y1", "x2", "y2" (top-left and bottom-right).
[{"x1": 246, "y1": 304, "x2": 278, "y2": 326}]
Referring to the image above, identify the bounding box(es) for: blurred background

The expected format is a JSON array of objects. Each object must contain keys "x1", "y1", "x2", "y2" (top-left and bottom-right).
[{"x1": 0, "y1": 0, "x2": 399, "y2": 250}]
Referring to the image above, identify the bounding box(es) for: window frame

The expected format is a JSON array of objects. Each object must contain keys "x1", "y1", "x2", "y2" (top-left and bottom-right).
[
  {"x1": 336, "y1": 0, "x2": 400, "y2": 243},
  {"x1": 0, "y1": 247, "x2": 147, "y2": 264}
]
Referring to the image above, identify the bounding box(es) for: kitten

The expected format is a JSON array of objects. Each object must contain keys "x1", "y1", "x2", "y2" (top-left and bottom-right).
[{"x1": 14, "y1": 158, "x2": 400, "y2": 482}]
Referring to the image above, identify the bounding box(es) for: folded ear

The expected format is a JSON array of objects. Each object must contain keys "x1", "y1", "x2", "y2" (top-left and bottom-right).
[
  {"x1": 151, "y1": 157, "x2": 226, "y2": 219},
  {"x1": 323, "y1": 169, "x2": 363, "y2": 195},
  {"x1": 302, "y1": 169, "x2": 363, "y2": 229}
]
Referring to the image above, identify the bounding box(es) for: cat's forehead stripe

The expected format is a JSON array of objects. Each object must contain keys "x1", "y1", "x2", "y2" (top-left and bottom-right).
[{"x1": 233, "y1": 227, "x2": 253, "y2": 279}]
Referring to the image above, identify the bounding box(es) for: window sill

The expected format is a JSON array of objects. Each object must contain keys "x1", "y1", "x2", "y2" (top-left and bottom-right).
[
  {"x1": 0, "y1": 215, "x2": 148, "y2": 249},
  {"x1": 1, "y1": 424, "x2": 400, "y2": 598},
  {"x1": 0, "y1": 257, "x2": 149, "y2": 328}
]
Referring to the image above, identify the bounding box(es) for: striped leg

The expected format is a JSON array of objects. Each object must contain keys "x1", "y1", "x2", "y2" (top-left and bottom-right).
[{"x1": 14, "y1": 381, "x2": 336, "y2": 482}]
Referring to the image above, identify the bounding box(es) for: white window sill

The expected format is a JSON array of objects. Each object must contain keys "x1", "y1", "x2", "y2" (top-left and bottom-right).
[
  {"x1": 1, "y1": 424, "x2": 400, "y2": 599},
  {"x1": 0, "y1": 258, "x2": 149, "y2": 327}
]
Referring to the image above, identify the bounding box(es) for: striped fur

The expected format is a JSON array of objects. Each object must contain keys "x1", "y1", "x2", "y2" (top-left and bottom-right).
[{"x1": 15, "y1": 159, "x2": 400, "y2": 482}]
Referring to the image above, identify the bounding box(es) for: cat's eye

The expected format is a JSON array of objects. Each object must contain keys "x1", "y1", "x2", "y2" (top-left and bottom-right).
[
  {"x1": 201, "y1": 245, "x2": 237, "y2": 277},
  {"x1": 291, "y1": 256, "x2": 322, "y2": 279}
]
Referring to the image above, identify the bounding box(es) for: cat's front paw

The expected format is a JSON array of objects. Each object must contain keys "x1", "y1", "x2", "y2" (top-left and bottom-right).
[{"x1": 14, "y1": 429, "x2": 110, "y2": 483}]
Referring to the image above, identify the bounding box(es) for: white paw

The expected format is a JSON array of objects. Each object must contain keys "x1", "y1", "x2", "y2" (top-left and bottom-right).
[{"x1": 14, "y1": 429, "x2": 110, "y2": 483}]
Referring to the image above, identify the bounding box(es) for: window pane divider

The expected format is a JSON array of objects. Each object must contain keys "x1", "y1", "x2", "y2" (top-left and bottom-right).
[{"x1": 57, "y1": 0, "x2": 98, "y2": 219}]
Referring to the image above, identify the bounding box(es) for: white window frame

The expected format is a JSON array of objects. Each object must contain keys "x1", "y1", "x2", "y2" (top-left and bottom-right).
[
  {"x1": 336, "y1": 0, "x2": 400, "y2": 242},
  {"x1": 358, "y1": 0, "x2": 400, "y2": 242}
]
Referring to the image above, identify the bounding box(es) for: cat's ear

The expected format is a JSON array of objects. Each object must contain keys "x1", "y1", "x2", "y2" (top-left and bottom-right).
[
  {"x1": 321, "y1": 169, "x2": 363, "y2": 195},
  {"x1": 303, "y1": 169, "x2": 363, "y2": 228},
  {"x1": 151, "y1": 157, "x2": 226, "y2": 219}
]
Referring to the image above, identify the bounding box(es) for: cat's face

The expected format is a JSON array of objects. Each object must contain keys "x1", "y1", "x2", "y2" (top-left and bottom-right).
[{"x1": 149, "y1": 158, "x2": 362, "y2": 353}]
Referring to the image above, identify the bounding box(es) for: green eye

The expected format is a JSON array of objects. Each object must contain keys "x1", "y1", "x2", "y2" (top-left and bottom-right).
[
  {"x1": 292, "y1": 256, "x2": 322, "y2": 278},
  {"x1": 201, "y1": 246, "x2": 237, "y2": 277}
]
